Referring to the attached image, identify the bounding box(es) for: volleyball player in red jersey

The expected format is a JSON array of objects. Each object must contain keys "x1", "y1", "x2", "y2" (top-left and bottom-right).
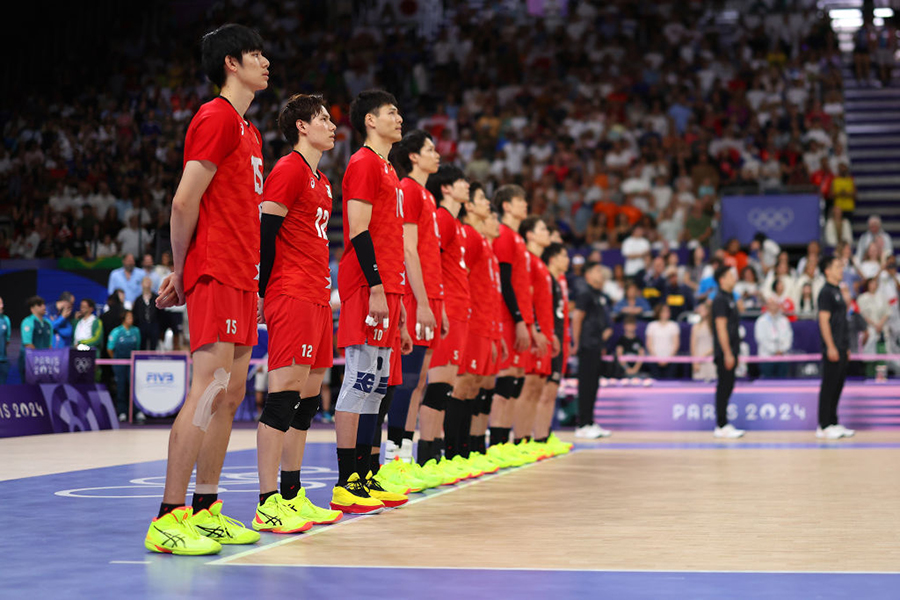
[
  {"x1": 253, "y1": 94, "x2": 343, "y2": 533},
  {"x1": 534, "y1": 241, "x2": 574, "y2": 454},
  {"x1": 416, "y1": 165, "x2": 470, "y2": 475},
  {"x1": 146, "y1": 24, "x2": 268, "y2": 555},
  {"x1": 383, "y1": 130, "x2": 445, "y2": 467},
  {"x1": 487, "y1": 185, "x2": 535, "y2": 450},
  {"x1": 457, "y1": 183, "x2": 506, "y2": 470},
  {"x1": 512, "y1": 216, "x2": 555, "y2": 451},
  {"x1": 332, "y1": 90, "x2": 409, "y2": 513}
]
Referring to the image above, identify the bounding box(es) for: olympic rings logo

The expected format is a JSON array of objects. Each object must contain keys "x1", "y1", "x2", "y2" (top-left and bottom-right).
[{"x1": 748, "y1": 207, "x2": 794, "y2": 232}]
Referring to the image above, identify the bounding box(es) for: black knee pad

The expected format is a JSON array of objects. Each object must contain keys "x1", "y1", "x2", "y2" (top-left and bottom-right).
[
  {"x1": 290, "y1": 394, "x2": 320, "y2": 431},
  {"x1": 260, "y1": 390, "x2": 301, "y2": 432},
  {"x1": 481, "y1": 388, "x2": 494, "y2": 415},
  {"x1": 512, "y1": 377, "x2": 525, "y2": 398},
  {"x1": 422, "y1": 382, "x2": 452, "y2": 411},
  {"x1": 495, "y1": 376, "x2": 516, "y2": 399}
]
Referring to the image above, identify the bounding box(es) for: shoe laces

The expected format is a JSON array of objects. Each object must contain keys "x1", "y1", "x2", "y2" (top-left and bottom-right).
[
  {"x1": 367, "y1": 476, "x2": 387, "y2": 492},
  {"x1": 345, "y1": 478, "x2": 371, "y2": 498},
  {"x1": 213, "y1": 511, "x2": 249, "y2": 535}
]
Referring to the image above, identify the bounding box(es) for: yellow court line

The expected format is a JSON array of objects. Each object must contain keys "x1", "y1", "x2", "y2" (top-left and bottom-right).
[{"x1": 207, "y1": 454, "x2": 553, "y2": 566}]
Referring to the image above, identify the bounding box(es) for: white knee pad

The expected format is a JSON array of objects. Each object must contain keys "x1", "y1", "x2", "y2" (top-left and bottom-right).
[
  {"x1": 193, "y1": 368, "x2": 231, "y2": 431},
  {"x1": 336, "y1": 345, "x2": 390, "y2": 414}
]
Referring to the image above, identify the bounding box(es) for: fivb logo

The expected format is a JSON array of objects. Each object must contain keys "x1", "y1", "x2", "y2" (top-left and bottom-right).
[{"x1": 146, "y1": 372, "x2": 175, "y2": 384}]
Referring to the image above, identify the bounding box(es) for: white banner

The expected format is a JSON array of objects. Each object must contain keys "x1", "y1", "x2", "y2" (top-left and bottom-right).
[{"x1": 131, "y1": 353, "x2": 188, "y2": 417}]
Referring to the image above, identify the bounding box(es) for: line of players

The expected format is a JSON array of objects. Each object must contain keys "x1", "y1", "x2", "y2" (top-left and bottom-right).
[{"x1": 144, "y1": 26, "x2": 572, "y2": 556}]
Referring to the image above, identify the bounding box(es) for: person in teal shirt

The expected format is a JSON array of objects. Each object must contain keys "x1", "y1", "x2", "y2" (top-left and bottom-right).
[
  {"x1": 19, "y1": 296, "x2": 53, "y2": 381},
  {"x1": 107, "y1": 310, "x2": 141, "y2": 420},
  {"x1": 0, "y1": 296, "x2": 11, "y2": 384}
]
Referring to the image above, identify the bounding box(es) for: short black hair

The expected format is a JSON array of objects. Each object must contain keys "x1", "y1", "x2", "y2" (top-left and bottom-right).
[
  {"x1": 121, "y1": 309, "x2": 133, "y2": 325},
  {"x1": 820, "y1": 254, "x2": 840, "y2": 273},
  {"x1": 542, "y1": 241, "x2": 567, "y2": 264},
  {"x1": 492, "y1": 184, "x2": 526, "y2": 215},
  {"x1": 714, "y1": 265, "x2": 731, "y2": 284},
  {"x1": 468, "y1": 181, "x2": 484, "y2": 203},
  {"x1": 584, "y1": 261, "x2": 603, "y2": 275},
  {"x1": 27, "y1": 296, "x2": 45, "y2": 310},
  {"x1": 519, "y1": 215, "x2": 544, "y2": 239},
  {"x1": 623, "y1": 315, "x2": 638, "y2": 326},
  {"x1": 350, "y1": 89, "x2": 399, "y2": 138},
  {"x1": 389, "y1": 129, "x2": 432, "y2": 178},
  {"x1": 82, "y1": 298, "x2": 96, "y2": 311},
  {"x1": 278, "y1": 94, "x2": 328, "y2": 146},
  {"x1": 425, "y1": 164, "x2": 466, "y2": 202},
  {"x1": 201, "y1": 24, "x2": 264, "y2": 88}
]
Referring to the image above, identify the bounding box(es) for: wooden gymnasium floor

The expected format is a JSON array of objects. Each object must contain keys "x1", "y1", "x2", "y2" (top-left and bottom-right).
[{"x1": 1, "y1": 428, "x2": 899, "y2": 599}]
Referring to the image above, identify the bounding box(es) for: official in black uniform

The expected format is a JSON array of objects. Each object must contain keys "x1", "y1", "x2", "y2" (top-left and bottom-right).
[
  {"x1": 712, "y1": 265, "x2": 745, "y2": 438},
  {"x1": 816, "y1": 255, "x2": 855, "y2": 439},
  {"x1": 572, "y1": 261, "x2": 613, "y2": 439}
]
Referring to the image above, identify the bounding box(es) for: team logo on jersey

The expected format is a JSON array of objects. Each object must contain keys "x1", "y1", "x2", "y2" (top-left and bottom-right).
[{"x1": 310, "y1": 178, "x2": 316, "y2": 189}]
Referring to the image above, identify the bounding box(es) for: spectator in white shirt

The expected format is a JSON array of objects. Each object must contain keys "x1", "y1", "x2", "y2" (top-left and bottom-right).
[
  {"x1": 116, "y1": 215, "x2": 151, "y2": 258},
  {"x1": 824, "y1": 205, "x2": 853, "y2": 247},
  {"x1": 754, "y1": 297, "x2": 793, "y2": 378},
  {"x1": 856, "y1": 216, "x2": 893, "y2": 265},
  {"x1": 645, "y1": 303, "x2": 681, "y2": 379},
  {"x1": 621, "y1": 226, "x2": 651, "y2": 277},
  {"x1": 857, "y1": 277, "x2": 891, "y2": 357}
]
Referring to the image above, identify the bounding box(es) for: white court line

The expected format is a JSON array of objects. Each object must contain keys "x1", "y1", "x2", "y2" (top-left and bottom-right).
[
  {"x1": 211, "y1": 563, "x2": 900, "y2": 575},
  {"x1": 208, "y1": 454, "x2": 550, "y2": 566},
  {"x1": 110, "y1": 560, "x2": 151, "y2": 565}
]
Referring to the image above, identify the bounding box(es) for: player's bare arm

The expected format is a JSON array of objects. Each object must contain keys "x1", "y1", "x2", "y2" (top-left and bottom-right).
[{"x1": 157, "y1": 159, "x2": 217, "y2": 308}]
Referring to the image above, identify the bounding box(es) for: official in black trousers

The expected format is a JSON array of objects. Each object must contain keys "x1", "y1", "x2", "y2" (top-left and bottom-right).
[
  {"x1": 816, "y1": 255, "x2": 854, "y2": 439},
  {"x1": 133, "y1": 276, "x2": 160, "y2": 351},
  {"x1": 571, "y1": 261, "x2": 613, "y2": 439},
  {"x1": 712, "y1": 265, "x2": 745, "y2": 438}
]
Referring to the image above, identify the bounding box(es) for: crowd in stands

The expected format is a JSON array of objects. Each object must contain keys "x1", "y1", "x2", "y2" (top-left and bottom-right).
[{"x1": 3, "y1": 0, "x2": 900, "y2": 384}]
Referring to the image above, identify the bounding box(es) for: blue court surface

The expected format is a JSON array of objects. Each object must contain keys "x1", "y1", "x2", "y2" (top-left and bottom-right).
[{"x1": 2, "y1": 437, "x2": 898, "y2": 599}]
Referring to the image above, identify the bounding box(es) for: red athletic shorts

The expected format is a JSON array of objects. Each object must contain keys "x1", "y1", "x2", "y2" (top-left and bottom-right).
[
  {"x1": 498, "y1": 313, "x2": 527, "y2": 371},
  {"x1": 337, "y1": 288, "x2": 402, "y2": 349},
  {"x1": 431, "y1": 318, "x2": 468, "y2": 369},
  {"x1": 525, "y1": 347, "x2": 552, "y2": 377},
  {"x1": 404, "y1": 295, "x2": 444, "y2": 349},
  {"x1": 186, "y1": 276, "x2": 257, "y2": 353},
  {"x1": 462, "y1": 333, "x2": 493, "y2": 376},
  {"x1": 388, "y1": 329, "x2": 403, "y2": 386},
  {"x1": 265, "y1": 295, "x2": 333, "y2": 371}
]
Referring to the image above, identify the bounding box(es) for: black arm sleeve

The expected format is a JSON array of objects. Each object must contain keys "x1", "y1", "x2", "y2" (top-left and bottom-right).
[
  {"x1": 352, "y1": 230, "x2": 383, "y2": 288},
  {"x1": 499, "y1": 263, "x2": 523, "y2": 323},
  {"x1": 259, "y1": 213, "x2": 285, "y2": 297}
]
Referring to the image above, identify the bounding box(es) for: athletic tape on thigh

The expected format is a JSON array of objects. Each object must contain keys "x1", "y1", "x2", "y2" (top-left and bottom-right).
[{"x1": 193, "y1": 368, "x2": 230, "y2": 431}]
